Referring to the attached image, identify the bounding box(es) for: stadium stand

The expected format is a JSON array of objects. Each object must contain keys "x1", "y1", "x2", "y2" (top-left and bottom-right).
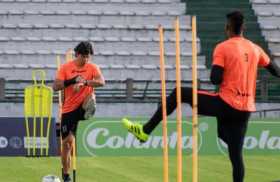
[
  {"x1": 250, "y1": 0, "x2": 280, "y2": 65},
  {"x1": 0, "y1": 0, "x2": 279, "y2": 118},
  {"x1": 0, "y1": 0, "x2": 211, "y2": 104},
  {"x1": 185, "y1": 0, "x2": 280, "y2": 103},
  {"x1": 185, "y1": 0, "x2": 270, "y2": 67},
  {"x1": 250, "y1": 0, "x2": 280, "y2": 102}
]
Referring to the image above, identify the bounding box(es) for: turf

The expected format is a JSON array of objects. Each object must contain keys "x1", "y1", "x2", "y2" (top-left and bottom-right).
[{"x1": 0, "y1": 155, "x2": 279, "y2": 182}]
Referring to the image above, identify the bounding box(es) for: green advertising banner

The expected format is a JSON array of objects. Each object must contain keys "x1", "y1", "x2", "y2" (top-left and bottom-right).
[{"x1": 77, "y1": 118, "x2": 280, "y2": 156}]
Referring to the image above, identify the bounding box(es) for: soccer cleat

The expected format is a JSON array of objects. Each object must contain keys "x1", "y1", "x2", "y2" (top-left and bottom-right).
[{"x1": 122, "y1": 118, "x2": 149, "y2": 142}]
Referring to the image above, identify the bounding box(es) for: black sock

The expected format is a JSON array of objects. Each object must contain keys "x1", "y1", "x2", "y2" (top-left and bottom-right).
[{"x1": 63, "y1": 173, "x2": 70, "y2": 180}]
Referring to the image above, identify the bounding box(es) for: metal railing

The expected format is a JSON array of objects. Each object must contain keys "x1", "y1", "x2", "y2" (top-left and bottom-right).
[{"x1": 1, "y1": 78, "x2": 280, "y2": 103}]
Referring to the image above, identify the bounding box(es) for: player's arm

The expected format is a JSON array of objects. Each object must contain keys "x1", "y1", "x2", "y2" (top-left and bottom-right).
[
  {"x1": 84, "y1": 65, "x2": 105, "y2": 88},
  {"x1": 210, "y1": 65, "x2": 224, "y2": 85},
  {"x1": 211, "y1": 44, "x2": 225, "y2": 85},
  {"x1": 85, "y1": 74, "x2": 105, "y2": 88},
  {"x1": 265, "y1": 60, "x2": 280, "y2": 77},
  {"x1": 53, "y1": 76, "x2": 82, "y2": 91},
  {"x1": 258, "y1": 46, "x2": 280, "y2": 77},
  {"x1": 53, "y1": 79, "x2": 64, "y2": 91}
]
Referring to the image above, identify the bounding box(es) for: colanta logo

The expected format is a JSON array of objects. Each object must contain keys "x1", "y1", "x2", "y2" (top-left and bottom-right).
[
  {"x1": 81, "y1": 121, "x2": 204, "y2": 156},
  {"x1": 77, "y1": 119, "x2": 280, "y2": 156},
  {"x1": 217, "y1": 130, "x2": 280, "y2": 155},
  {"x1": 86, "y1": 129, "x2": 199, "y2": 149}
]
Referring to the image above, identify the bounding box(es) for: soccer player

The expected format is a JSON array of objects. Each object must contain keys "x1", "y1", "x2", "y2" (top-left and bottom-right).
[
  {"x1": 122, "y1": 11, "x2": 280, "y2": 182},
  {"x1": 53, "y1": 41, "x2": 105, "y2": 182}
]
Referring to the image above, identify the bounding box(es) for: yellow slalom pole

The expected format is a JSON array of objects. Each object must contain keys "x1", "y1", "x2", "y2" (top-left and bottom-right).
[
  {"x1": 24, "y1": 88, "x2": 31, "y2": 156},
  {"x1": 56, "y1": 56, "x2": 63, "y2": 155},
  {"x1": 39, "y1": 83, "x2": 43, "y2": 156},
  {"x1": 56, "y1": 55, "x2": 64, "y2": 177},
  {"x1": 36, "y1": 71, "x2": 44, "y2": 156},
  {"x1": 65, "y1": 49, "x2": 76, "y2": 182},
  {"x1": 175, "y1": 17, "x2": 182, "y2": 182},
  {"x1": 72, "y1": 137, "x2": 77, "y2": 182},
  {"x1": 24, "y1": 117, "x2": 31, "y2": 156},
  {"x1": 32, "y1": 86, "x2": 36, "y2": 156},
  {"x1": 191, "y1": 16, "x2": 198, "y2": 182},
  {"x1": 24, "y1": 89, "x2": 31, "y2": 156},
  {"x1": 66, "y1": 49, "x2": 73, "y2": 62},
  {"x1": 45, "y1": 89, "x2": 52, "y2": 156},
  {"x1": 158, "y1": 25, "x2": 169, "y2": 182}
]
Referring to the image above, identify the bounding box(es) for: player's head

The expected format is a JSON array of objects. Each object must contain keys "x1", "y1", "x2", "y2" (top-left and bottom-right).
[
  {"x1": 225, "y1": 10, "x2": 244, "y2": 37},
  {"x1": 74, "y1": 41, "x2": 94, "y2": 64}
]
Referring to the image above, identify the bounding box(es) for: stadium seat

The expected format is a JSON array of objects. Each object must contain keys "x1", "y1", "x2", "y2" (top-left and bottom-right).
[
  {"x1": 2, "y1": 0, "x2": 15, "y2": 2},
  {"x1": 9, "y1": 10, "x2": 23, "y2": 15},
  {"x1": 2, "y1": 23, "x2": 17, "y2": 28},
  {"x1": 37, "y1": 50, "x2": 51, "y2": 54},
  {"x1": 34, "y1": 23, "x2": 49, "y2": 28},
  {"x1": 49, "y1": 23, "x2": 64, "y2": 28},
  {"x1": 32, "y1": 0, "x2": 47, "y2": 2},
  {"x1": 40, "y1": 10, "x2": 55, "y2": 15},
  {"x1": 65, "y1": 23, "x2": 80, "y2": 28},
  {"x1": 21, "y1": 50, "x2": 36, "y2": 55},
  {"x1": 0, "y1": 37, "x2": 9, "y2": 41},
  {"x1": 87, "y1": 10, "x2": 102, "y2": 15},
  {"x1": 0, "y1": 64, "x2": 13, "y2": 68},
  {"x1": 13, "y1": 64, "x2": 29, "y2": 68},
  {"x1": 42, "y1": 37, "x2": 56, "y2": 41}
]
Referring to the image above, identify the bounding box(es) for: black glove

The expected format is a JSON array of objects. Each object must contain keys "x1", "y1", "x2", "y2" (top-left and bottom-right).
[{"x1": 64, "y1": 75, "x2": 82, "y2": 87}]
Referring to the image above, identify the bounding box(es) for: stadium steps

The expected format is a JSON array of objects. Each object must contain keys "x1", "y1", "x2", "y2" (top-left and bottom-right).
[
  {"x1": 0, "y1": 63, "x2": 210, "y2": 81},
  {"x1": 185, "y1": 0, "x2": 270, "y2": 67},
  {"x1": 0, "y1": 0, "x2": 181, "y2": 3},
  {"x1": 0, "y1": 49, "x2": 206, "y2": 65},
  {"x1": 184, "y1": 0, "x2": 279, "y2": 102},
  {"x1": 262, "y1": 27, "x2": 280, "y2": 39},
  {"x1": 250, "y1": 0, "x2": 280, "y2": 80},
  {"x1": 0, "y1": 13, "x2": 191, "y2": 26},
  {"x1": 0, "y1": 2, "x2": 186, "y2": 12},
  {"x1": 0, "y1": 36, "x2": 201, "y2": 54},
  {"x1": 251, "y1": 0, "x2": 280, "y2": 58},
  {"x1": 0, "y1": 24, "x2": 193, "y2": 39}
]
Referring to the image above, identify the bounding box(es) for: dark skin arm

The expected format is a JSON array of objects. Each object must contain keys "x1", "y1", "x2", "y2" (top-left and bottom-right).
[
  {"x1": 210, "y1": 65, "x2": 224, "y2": 85},
  {"x1": 265, "y1": 61, "x2": 280, "y2": 78},
  {"x1": 209, "y1": 61, "x2": 280, "y2": 87},
  {"x1": 52, "y1": 79, "x2": 64, "y2": 91}
]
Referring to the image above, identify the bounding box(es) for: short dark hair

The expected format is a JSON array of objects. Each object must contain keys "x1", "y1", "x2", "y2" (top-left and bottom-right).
[
  {"x1": 226, "y1": 10, "x2": 244, "y2": 35},
  {"x1": 74, "y1": 41, "x2": 94, "y2": 56}
]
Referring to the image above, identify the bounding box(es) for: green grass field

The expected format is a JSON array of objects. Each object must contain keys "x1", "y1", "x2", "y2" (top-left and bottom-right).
[{"x1": 0, "y1": 155, "x2": 279, "y2": 182}]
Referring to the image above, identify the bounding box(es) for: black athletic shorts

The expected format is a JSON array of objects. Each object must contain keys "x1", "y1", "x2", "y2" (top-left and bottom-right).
[{"x1": 61, "y1": 105, "x2": 85, "y2": 139}]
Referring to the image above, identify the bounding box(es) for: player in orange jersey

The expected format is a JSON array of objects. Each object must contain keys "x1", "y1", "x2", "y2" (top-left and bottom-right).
[
  {"x1": 122, "y1": 11, "x2": 280, "y2": 182},
  {"x1": 53, "y1": 41, "x2": 105, "y2": 182}
]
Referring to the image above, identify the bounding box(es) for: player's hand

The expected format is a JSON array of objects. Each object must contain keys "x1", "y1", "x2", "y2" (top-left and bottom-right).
[
  {"x1": 64, "y1": 75, "x2": 84, "y2": 87},
  {"x1": 75, "y1": 75, "x2": 85, "y2": 83},
  {"x1": 73, "y1": 82, "x2": 84, "y2": 92}
]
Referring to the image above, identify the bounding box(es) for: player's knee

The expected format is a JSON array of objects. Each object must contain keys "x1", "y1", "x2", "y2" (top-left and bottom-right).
[
  {"x1": 63, "y1": 141, "x2": 72, "y2": 151},
  {"x1": 62, "y1": 135, "x2": 74, "y2": 151}
]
